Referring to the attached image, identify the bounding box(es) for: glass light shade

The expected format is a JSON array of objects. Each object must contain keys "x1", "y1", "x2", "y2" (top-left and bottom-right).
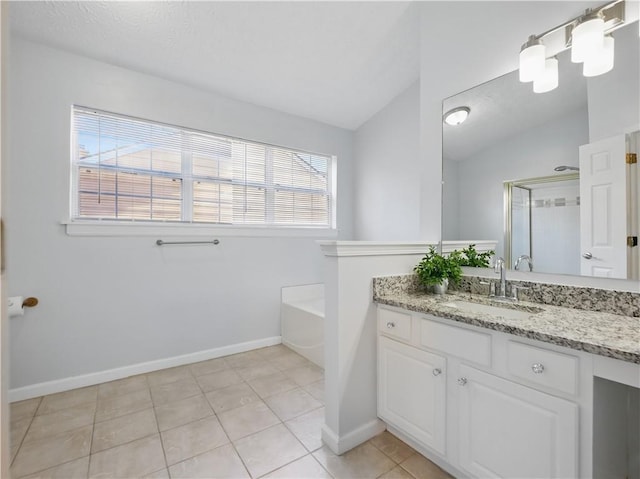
[
  {"x1": 571, "y1": 15, "x2": 604, "y2": 63},
  {"x1": 443, "y1": 107, "x2": 470, "y2": 126},
  {"x1": 519, "y1": 42, "x2": 546, "y2": 82},
  {"x1": 533, "y1": 58, "x2": 559, "y2": 94},
  {"x1": 583, "y1": 35, "x2": 615, "y2": 77}
]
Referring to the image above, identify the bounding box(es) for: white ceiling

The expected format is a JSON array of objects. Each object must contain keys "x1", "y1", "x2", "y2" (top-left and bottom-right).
[
  {"x1": 9, "y1": 1, "x2": 420, "y2": 131},
  {"x1": 442, "y1": 47, "x2": 589, "y2": 162}
]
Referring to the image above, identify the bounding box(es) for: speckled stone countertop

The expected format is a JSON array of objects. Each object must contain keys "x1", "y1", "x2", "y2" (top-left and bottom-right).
[{"x1": 374, "y1": 284, "x2": 640, "y2": 365}]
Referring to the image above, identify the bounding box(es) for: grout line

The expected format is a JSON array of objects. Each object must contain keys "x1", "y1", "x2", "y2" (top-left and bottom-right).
[{"x1": 11, "y1": 455, "x2": 91, "y2": 479}]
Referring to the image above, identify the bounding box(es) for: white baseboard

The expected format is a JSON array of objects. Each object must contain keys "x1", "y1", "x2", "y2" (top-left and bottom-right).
[
  {"x1": 9, "y1": 336, "x2": 281, "y2": 402},
  {"x1": 321, "y1": 418, "x2": 386, "y2": 455}
]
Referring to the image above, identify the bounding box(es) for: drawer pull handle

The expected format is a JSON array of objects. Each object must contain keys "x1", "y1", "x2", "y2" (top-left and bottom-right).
[
  {"x1": 532, "y1": 363, "x2": 545, "y2": 374},
  {"x1": 457, "y1": 377, "x2": 467, "y2": 386},
  {"x1": 386, "y1": 322, "x2": 396, "y2": 329},
  {"x1": 432, "y1": 368, "x2": 442, "y2": 376}
]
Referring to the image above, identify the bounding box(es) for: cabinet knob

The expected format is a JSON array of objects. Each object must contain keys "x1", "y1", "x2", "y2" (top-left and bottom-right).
[
  {"x1": 457, "y1": 377, "x2": 467, "y2": 386},
  {"x1": 386, "y1": 322, "x2": 396, "y2": 329},
  {"x1": 432, "y1": 368, "x2": 442, "y2": 376},
  {"x1": 531, "y1": 363, "x2": 545, "y2": 374}
]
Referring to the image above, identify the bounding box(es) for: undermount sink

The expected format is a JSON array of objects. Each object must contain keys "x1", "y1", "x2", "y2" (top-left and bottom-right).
[{"x1": 440, "y1": 300, "x2": 541, "y2": 321}]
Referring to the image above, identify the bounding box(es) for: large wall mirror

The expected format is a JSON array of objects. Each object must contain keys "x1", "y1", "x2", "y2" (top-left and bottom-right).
[{"x1": 442, "y1": 20, "x2": 639, "y2": 281}]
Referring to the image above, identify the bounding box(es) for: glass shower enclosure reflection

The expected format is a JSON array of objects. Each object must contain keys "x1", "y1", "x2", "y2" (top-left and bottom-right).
[{"x1": 504, "y1": 174, "x2": 580, "y2": 275}]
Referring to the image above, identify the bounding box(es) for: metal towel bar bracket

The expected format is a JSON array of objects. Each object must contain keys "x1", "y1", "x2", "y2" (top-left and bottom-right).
[{"x1": 156, "y1": 239, "x2": 220, "y2": 246}]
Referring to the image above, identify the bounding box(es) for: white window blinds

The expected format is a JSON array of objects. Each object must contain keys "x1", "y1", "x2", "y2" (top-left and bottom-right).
[{"x1": 71, "y1": 107, "x2": 334, "y2": 228}]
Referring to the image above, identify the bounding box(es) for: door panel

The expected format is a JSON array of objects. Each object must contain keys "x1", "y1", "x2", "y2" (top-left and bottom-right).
[
  {"x1": 378, "y1": 336, "x2": 446, "y2": 454},
  {"x1": 458, "y1": 365, "x2": 578, "y2": 478},
  {"x1": 579, "y1": 135, "x2": 627, "y2": 278}
]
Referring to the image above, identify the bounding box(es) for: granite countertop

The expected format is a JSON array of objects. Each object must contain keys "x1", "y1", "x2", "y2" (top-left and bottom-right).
[{"x1": 375, "y1": 290, "x2": 640, "y2": 364}]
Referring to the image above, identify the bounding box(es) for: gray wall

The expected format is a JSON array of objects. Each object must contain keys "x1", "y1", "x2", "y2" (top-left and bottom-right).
[
  {"x1": 6, "y1": 38, "x2": 354, "y2": 390},
  {"x1": 353, "y1": 81, "x2": 421, "y2": 240}
]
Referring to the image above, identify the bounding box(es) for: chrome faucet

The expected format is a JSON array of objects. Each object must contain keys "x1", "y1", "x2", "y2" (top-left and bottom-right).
[
  {"x1": 514, "y1": 254, "x2": 534, "y2": 272},
  {"x1": 494, "y1": 257, "x2": 507, "y2": 298}
]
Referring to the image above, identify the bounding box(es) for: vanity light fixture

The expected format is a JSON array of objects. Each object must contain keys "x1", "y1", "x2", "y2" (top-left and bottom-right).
[
  {"x1": 518, "y1": 0, "x2": 626, "y2": 93},
  {"x1": 443, "y1": 106, "x2": 470, "y2": 126},
  {"x1": 533, "y1": 57, "x2": 559, "y2": 93}
]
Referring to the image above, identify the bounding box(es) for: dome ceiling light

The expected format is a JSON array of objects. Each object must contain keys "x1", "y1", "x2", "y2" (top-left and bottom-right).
[{"x1": 443, "y1": 107, "x2": 470, "y2": 126}]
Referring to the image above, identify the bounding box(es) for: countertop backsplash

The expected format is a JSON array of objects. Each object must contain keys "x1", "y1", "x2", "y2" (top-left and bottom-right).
[{"x1": 373, "y1": 274, "x2": 640, "y2": 318}]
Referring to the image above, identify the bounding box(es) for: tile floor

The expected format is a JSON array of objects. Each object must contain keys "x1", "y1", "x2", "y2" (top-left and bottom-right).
[{"x1": 9, "y1": 345, "x2": 452, "y2": 479}]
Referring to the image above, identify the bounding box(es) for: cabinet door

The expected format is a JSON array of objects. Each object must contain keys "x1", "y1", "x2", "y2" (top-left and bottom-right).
[
  {"x1": 458, "y1": 365, "x2": 578, "y2": 479},
  {"x1": 378, "y1": 335, "x2": 446, "y2": 454}
]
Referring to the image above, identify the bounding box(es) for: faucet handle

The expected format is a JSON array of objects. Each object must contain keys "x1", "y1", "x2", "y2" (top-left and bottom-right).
[
  {"x1": 511, "y1": 285, "x2": 530, "y2": 301},
  {"x1": 480, "y1": 281, "x2": 496, "y2": 297}
]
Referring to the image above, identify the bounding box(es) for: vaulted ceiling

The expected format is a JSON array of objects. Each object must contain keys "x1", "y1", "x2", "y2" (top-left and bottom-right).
[{"x1": 10, "y1": 1, "x2": 420, "y2": 130}]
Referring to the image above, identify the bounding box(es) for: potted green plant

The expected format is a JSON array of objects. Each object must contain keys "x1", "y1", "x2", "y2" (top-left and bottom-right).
[
  {"x1": 458, "y1": 244, "x2": 495, "y2": 268},
  {"x1": 414, "y1": 246, "x2": 463, "y2": 294}
]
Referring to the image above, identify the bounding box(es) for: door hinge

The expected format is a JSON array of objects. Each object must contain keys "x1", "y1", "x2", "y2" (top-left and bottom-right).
[
  {"x1": 627, "y1": 236, "x2": 638, "y2": 247},
  {"x1": 626, "y1": 153, "x2": 637, "y2": 164}
]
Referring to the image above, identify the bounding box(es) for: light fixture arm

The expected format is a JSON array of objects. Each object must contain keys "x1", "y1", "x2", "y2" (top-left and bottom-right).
[{"x1": 524, "y1": 0, "x2": 626, "y2": 58}]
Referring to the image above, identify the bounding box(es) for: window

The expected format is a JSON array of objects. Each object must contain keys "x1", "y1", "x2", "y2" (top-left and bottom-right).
[{"x1": 71, "y1": 107, "x2": 335, "y2": 229}]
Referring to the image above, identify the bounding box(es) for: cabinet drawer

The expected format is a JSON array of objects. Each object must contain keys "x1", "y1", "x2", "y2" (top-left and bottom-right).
[
  {"x1": 378, "y1": 307, "x2": 412, "y2": 341},
  {"x1": 507, "y1": 341, "x2": 578, "y2": 395},
  {"x1": 421, "y1": 318, "x2": 491, "y2": 367}
]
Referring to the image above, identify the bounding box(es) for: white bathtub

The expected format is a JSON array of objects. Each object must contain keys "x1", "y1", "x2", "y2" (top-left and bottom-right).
[{"x1": 281, "y1": 284, "x2": 324, "y2": 368}]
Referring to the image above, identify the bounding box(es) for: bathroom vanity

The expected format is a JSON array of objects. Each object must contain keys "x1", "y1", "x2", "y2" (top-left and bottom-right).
[{"x1": 374, "y1": 275, "x2": 640, "y2": 479}]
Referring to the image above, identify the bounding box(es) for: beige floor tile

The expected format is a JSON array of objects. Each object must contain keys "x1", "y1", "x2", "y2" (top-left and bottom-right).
[
  {"x1": 11, "y1": 425, "x2": 92, "y2": 478},
  {"x1": 265, "y1": 388, "x2": 322, "y2": 422},
  {"x1": 91, "y1": 408, "x2": 158, "y2": 453},
  {"x1": 378, "y1": 465, "x2": 415, "y2": 479},
  {"x1": 233, "y1": 424, "x2": 307, "y2": 478},
  {"x1": 195, "y1": 369, "x2": 244, "y2": 392},
  {"x1": 88, "y1": 434, "x2": 166, "y2": 478},
  {"x1": 262, "y1": 454, "x2": 333, "y2": 478},
  {"x1": 146, "y1": 365, "x2": 193, "y2": 387},
  {"x1": 11, "y1": 416, "x2": 32, "y2": 448},
  {"x1": 11, "y1": 397, "x2": 42, "y2": 422},
  {"x1": 189, "y1": 357, "x2": 229, "y2": 377},
  {"x1": 247, "y1": 371, "x2": 298, "y2": 398},
  {"x1": 10, "y1": 444, "x2": 19, "y2": 465},
  {"x1": 283, "y1": 365, "x2": 324, "y2": 387},
  {"x1": 269, "y1": 352, "x2": 311, "y2": 371},
  {"x1": 236, "y1": 362, "x2": 280, "y2": 382},
  {"x1": 18, "y1": 456, "x2": 90, "y2": 479},
  {"x1": 150, "y1": 376, "x2": 202, "y2": 406},
  {"x1": 369, "y1": 431, "x2": 415, "y2": 463},
  {"x1": 285, "y1": 407, "x2": 324, "y2": 452},
  {"x1": 95, "y1": 387, "x2": 152, "y2": 422},
  {"x1": 37, "y1": 386, "x2": 98, "y2": 415},
  {"x1": 142, "y1": 468, "x2": 170, "y2": 479},
  {"x1": 24, "y1": 402, "x2": 96, "y2": 444},
  {"x1": 303, "y1": 379, "x2": 325, "y2": 404},
  {"x1": 97, "y1": 375, "x2": 148, "y2": 399},
  {"x1": 154, "y1": 394, "x2": 213, "y2": 432},
  {"x1": 399, "y1": 454, "x2": 453, "y2": 479},
  {"x1": 313, "y1": 443, "x2": 396, "y2": 479},
  {"x1": 224, "y1": 351, "x2": 265, "y2": 369},
  {"x1": 217, "y1": 400, "x2": 280, "y2": 440},
  {"x1": 169, "y1": 443, "x2": 249, "y2": 478},
  {"x1": 257, "y1": 344, "x2": 296, "y2": 360},
  {"x1": 161, "y1": 416, "x2": 229, "y2": 465},
  {"x1": 205, "y1": 382, "x2": 260, "y2": 413}
]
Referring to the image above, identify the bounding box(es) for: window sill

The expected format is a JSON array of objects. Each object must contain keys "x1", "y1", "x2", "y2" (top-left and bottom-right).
[{"x1": 63, "y1": 220, "x2": 339, "y2": 239}]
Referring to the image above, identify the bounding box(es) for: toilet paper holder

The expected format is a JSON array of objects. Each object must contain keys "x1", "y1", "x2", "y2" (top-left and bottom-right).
[{"x1": 8, "y1": 296, "x2": 38, "y2": 318}]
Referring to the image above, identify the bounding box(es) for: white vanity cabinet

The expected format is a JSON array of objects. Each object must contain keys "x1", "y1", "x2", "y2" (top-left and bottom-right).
[
  {"x1": 458, "y1": 364, "x2": 578, "y2": 478},
  {"x1": 377, "y1": 305, "x2": 580, "y2": 479},
  {"x1": 378, "y1": 335, "x2": 446, "y2": 454}
]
